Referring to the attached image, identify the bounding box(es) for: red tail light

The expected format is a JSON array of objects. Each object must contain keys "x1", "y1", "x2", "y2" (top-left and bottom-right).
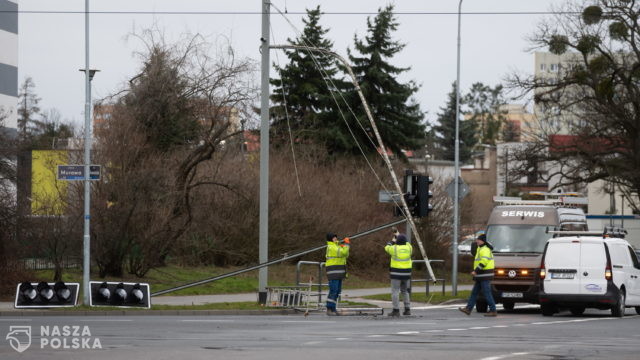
[
  {"x1": 540, "y1": 250, "x2": 547, "y2": 280},
  {"x1": 604, "y1": 243, "x2": 612, "y2": 281}
]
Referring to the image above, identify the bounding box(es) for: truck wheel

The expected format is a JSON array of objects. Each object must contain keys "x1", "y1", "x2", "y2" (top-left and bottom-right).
[
  {"x1": 541, "y1": 303, "x2": 555, "y2": 317},
  {"x1": 569, "y1": 307, "x2": 585, "y2": 316},
  {"x1": 611, "y1": 290, "x2": 625, "y2": 318},
  {"x1": 502, "y1": 302, "x2": 515, "y2": 311},
  {"x1": 476, "y1": 300, "x2": 488, "y2": 313}
]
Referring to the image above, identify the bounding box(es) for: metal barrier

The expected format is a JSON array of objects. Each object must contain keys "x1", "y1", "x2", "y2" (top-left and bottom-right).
[
  {"x1": 412, "y1": 259, "x2": 446, "y2": 296},
  {"x1": 265, "y1": 286, "x2": 310, "y2": 308},
  {"x1": 295, "y1": 261, "x2": 327, "y2": 306}
]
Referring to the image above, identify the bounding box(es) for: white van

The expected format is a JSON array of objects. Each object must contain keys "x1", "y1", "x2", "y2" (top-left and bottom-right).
[{"x1": 539, "y1": 230, "x2": 640, "y2": 317}]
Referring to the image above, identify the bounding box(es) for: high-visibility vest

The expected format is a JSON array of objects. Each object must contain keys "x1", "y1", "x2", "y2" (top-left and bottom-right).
[
  {"x1": 473, "y1": 244, "x2": 495, "y2": 280},
  {"x1": 325, "y1": 241, "x2": 349, "y2": 280},
  {"x1": 385, "y1": 243, "x2": 412, "y2": 280}
]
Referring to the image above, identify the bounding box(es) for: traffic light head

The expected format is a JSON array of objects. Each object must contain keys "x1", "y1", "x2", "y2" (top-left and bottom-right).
[
  {"x1": 415, "y1": 175, "x2": 433, "y2": 217},
  {"x1": 15, "y1": 282, "x2": 79, "y2": 308},
  {"x1": 89, "y1": 281, "x2": 151, "y2": 308}
]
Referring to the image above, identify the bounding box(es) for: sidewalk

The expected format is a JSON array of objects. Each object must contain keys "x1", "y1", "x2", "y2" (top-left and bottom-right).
[{"x1": 0, "y1": 285, "x2": 473, "y2": 309}]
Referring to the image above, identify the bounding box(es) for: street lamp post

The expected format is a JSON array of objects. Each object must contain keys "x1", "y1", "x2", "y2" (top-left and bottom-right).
[
  {"x1": 82, "y1": 0, "x2": 92, "y2": 305},
  {"x1": 452, "y1": 0, "x2": 464, "y2": 296}
]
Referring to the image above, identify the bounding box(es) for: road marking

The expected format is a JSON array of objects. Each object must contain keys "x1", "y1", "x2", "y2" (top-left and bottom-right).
[
  {"x1": 0, "y1": 319, "x2": 32, "y2": 321},
  {"x1": 79, "y1": 319, "x2": 133, "y2": 322},
  {"x1": 513, "y1": 324, "x2": 527, "y2": 326},
  {"x1": 469, "y1": 326, "x2": 490, "y2": 330},
  {"x1": 397, "y1": 331, "x2": 420, "y2": 335},
  {"x1": 446, "y1": 328, "x2": 468, "y2": 331},
  {"x1": 280, "y1": 321, "x2": 336, "y2": 324},
  {"x1": 181, "y1": 319, "x2": 235, "y2": 322},
  {"x1": 492, "y1": 325, "x2": 509, "y2": 328},
  {"x1": 367, "y1": 334, "x2": 386, "y2": 338},
  {"x1": 424, "y1": 330, "x2": 444, "y2": 333},
  {"x1": 335, "y1": 337, "x2": 350, "y2": 340},
  {"x1": 480, "y1": 352, "x2": 531, "y2": 360},
  {"x1": 303, "y1": 341, "x2": 323, "y2": 345}
]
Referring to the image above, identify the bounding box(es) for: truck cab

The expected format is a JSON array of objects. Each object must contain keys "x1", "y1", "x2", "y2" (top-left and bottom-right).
[{"x1": 475, "y1": 196, "x2": 588, "y2": 312}]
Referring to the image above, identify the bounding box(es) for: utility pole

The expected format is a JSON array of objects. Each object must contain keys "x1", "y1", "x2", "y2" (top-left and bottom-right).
[
  {"x1": 258, "y1": 0, "x2": 270, "y2": 304},
  {"x1": 82, "y1": 0, "x2": 92, "y2": 305},
  {"x1": 452, "y1": 0, "x2": 464, "y2": 296}
]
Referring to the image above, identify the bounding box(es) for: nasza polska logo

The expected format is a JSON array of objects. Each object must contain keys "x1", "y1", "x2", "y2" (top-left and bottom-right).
[
  {"x1": 5, "y1": 326, "x2": 31, "y2": 353},
  {"x1": 6, "y1": 325, "x2": 102, "y2": 353}
]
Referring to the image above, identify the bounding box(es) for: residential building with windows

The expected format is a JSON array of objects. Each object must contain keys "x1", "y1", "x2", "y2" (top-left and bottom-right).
[{"x1": 0, "y1": 0, "x2": 18, "y2": 129}]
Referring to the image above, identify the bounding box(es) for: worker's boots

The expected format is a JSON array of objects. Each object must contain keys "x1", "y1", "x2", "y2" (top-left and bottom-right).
[
  {"x1": 403, "y1": 308, "x2": 411, "y2": 316},
  {"x1": 388, "y1": 309, "x2": 400, "y2": 317}
]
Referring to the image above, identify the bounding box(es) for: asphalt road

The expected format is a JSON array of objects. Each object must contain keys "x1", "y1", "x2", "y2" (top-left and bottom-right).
[{"x1": 1, "y1": 305, "x2": 639, "y2": 360}]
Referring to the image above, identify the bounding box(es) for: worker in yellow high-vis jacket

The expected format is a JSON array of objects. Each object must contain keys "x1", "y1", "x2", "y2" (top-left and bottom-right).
[
  {"x1": 385, "y1": 233, "x2": 412, "y2": 317},
  {"x1": 459, "y1": 233, "x2": 497, "y2": 317},
  {"x1": 325, "y1": 232, "x2": 350, "y2": 316}
]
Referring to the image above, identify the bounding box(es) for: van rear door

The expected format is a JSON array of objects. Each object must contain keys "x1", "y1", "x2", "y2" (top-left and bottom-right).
[
  {"x1": 544, "y1": 239, "x2": 581, "y2": 294},
  {"x1": 579, "y1": 239, "x2": 607, "y2": 295}
]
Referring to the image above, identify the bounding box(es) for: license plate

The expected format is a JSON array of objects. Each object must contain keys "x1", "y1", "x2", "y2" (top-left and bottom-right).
[
  {"x1": 502, "y1": 292, "x2": 523, "y2": 298},
  {"x1": 551, "y1": 272, "x2": 575, "y2": 279}
]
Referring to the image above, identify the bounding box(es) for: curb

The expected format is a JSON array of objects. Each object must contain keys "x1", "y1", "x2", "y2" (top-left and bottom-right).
[{"x1": 0, "y1": 309, "x2": 298, "y2": 317}]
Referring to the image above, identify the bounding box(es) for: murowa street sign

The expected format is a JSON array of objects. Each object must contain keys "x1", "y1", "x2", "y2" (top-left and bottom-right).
[{"x1": 57, "y1": 165, "x2": 101, "y2": 181}]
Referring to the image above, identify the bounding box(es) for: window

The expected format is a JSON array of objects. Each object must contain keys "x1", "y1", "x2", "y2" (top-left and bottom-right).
[
  {"x1": 628, "y1": 246, "x2": 640, "y2": 269},
  {"x1": 550, "y1": 63, "x2": 559, "y2": 72},
  {"x1": 540, "y1": 63, "x2": 547, "y2": 71}
]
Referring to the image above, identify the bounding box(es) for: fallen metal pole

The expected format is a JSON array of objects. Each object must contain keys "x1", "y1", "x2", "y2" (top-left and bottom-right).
[{"x1": 151, "y1": 218, "x2": 407, "y2": 297}]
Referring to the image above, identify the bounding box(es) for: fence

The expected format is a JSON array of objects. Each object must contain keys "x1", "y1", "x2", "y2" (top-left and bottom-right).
[{"x1": 18, "y1": 257, "x2": 81, "y2": 270}]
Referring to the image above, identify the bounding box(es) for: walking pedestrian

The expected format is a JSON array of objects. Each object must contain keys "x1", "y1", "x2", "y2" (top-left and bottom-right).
[{"x1": 459, "y1": 233, "x2": 497, "y2": 317}]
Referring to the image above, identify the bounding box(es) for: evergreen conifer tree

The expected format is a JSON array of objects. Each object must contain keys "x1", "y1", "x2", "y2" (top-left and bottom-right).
[
  {"x1": 269, "y1": 6, "x2": 340, "y2": 147},
  {"x1": 342, "y1": 5, "x2": 425, "y2": 158},
  {"x1": 433, "y1": 82, "x2": 478, "y2": 163}
]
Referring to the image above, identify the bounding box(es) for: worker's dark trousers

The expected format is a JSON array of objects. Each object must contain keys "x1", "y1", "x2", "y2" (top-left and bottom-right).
[{"x1": 326, "y1": 279, "x2": 342, "y2": 311}]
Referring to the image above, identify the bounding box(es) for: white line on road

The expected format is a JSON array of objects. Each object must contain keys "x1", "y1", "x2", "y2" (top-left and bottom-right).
[
  {"x1": 367, "y1": 335, "x2": 386, "y2": 338},
  {"x1": 335, "y1": 338, "x2": 350, "y2": 340},
  {"x1": 492, "y1": 325, "x2": 509, "y2": 328},
  {"x1": 479, "y1": 352, "x2": 531, "y2": 360},
  {"x1": 303, "y1": 341, "x2": 323, "y2": 345},
  {"x1": 280, "y1": 321, "x2": 336, "y2": 324},
  {"x1": 79, "y1": 319, "x2": 133, "y2": 322},
  {"x1": 397, "y1": 331, "x2": 420, "y2": 335},
  {"x1": 181, "y1": 319, "x2": 235, "y2": 323},
  {"x1": 424, "y1": 330, "x2": 444, "y2": 333},
  {"x1": 446, "y1": 328, "x2": 469, "y2": 331},
  {"x1": 469, "y1": 326, "x2": 490, "y2": 330},
  {"x1": 0, "y1": 319, "x2": 32, "y2": 321}
]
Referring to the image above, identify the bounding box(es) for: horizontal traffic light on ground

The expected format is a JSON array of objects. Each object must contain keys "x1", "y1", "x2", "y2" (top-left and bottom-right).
[
  {"x1": 89, "y1": 281, "x2": 151, "y2": 308},
  {"x1": 15, "y1": 281, "x2": 80, "y2": 308}
]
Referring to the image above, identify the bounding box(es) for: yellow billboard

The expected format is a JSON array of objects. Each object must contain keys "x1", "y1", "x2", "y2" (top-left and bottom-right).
[{"x1": 31, "y1": 150, "x2": 69, "y2": 215}]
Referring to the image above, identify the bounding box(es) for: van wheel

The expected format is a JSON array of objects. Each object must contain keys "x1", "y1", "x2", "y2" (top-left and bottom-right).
[
  {"x1": 502, "y1": 302, "x2": 515, "y2": 312},
  {"x1": 611, "y1": 290, "x2": 625, "y2": 318},
  {"x1": 569, "y1": 307, "x2": 585, "y2": 316},
  {"x1": 476, "y1": 300, "x2": 488, "y2": 313},
  {"x1": 541, "y1": 304, "x2": 555, "y2": 317}
]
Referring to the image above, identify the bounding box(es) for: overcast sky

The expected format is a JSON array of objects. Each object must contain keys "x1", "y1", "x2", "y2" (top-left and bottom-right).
[{"x1": 17, "y1": 0, "x2": 562, "y2": 129}]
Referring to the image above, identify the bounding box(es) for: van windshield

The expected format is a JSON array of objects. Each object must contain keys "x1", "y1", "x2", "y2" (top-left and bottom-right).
[{"x1": 486, "y1": 225, "x2": 551, "y2": 253}]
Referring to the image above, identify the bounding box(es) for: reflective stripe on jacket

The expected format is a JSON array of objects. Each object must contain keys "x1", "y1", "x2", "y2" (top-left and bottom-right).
[
  {"x1": 326, "y1": 241, "x2": 349, "y2": 280},
  {"x1": 385, "y1": 243, "x2": 412, "y2": 280},
  {"x1": 473, "y1": 244, "x2": 495, "y2": 281}
]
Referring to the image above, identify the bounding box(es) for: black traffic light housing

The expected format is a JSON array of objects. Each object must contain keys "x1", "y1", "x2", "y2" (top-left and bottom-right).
[
  {"x1": 15, "y1": 281, "x2": 79, "y2": 308},
  {"x1": 415, "y1": 175, "x2": 433, "y2": 217},
  {"x1": 89, "y1": 281, "x2": 151, "y2": 308},
  {"x1": 394, "y1": 170, "x2": 433, "y2": 218}
]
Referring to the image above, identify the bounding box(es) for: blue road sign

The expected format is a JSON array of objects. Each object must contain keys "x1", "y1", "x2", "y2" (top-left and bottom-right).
[{"x1": 57, "y1": 165, "x2": 101, "y2": 181}]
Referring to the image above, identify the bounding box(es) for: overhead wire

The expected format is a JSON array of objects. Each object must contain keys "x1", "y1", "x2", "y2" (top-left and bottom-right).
[
  {"x1": 2, "y1": 10, "x2": 582, "y2": 16},
  {"x1": 270, "y1": 23, "x2": 303, "y2": 197},
  {"x1": 270, "y1": 2, "x2": 411, "y2": 219}
]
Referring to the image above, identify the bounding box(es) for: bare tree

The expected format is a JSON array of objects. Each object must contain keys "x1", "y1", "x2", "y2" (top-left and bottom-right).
[
  {"x1": 509, "y1": 0, "x2": 640, "y2": 212},
  {"x1": 93, "y1": 31, "x2": 257, "y2": 277}
]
